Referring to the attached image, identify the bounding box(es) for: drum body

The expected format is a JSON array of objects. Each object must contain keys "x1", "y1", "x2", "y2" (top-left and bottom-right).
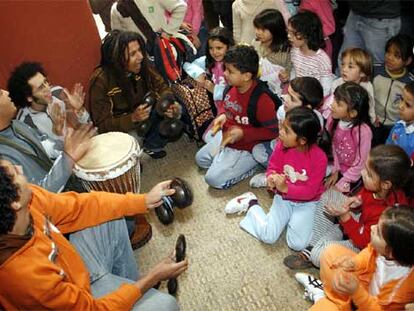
[{"x1": 73, "y1": 132, "x2": 141, "y2": 194}]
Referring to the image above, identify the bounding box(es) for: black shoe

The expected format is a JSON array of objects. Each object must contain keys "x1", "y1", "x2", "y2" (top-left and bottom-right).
[{"x1": 143, "y1": 148, "x2": 167, "y2": 159}]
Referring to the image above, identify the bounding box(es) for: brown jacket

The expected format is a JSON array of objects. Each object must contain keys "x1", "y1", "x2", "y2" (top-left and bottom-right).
[{"x1": 88, "y1": 66, "x2": 171, "y2": 133}]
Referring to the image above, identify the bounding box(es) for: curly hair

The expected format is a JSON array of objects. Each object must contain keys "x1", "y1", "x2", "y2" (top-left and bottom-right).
[
  {"x1": 0, "y1": 165, "x2": 19, "y2": 234},
  {"x1": 7, "y1": 62, "x2": 46, "y2": 109},
  {"x1": 223, "y1": 45, "x2": 259, "y2": 77},
  {"x1": 288, "y1": 10, "x2": 325, "y2": 51}
]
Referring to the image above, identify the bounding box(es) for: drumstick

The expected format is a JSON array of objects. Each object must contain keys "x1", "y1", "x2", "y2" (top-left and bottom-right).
[
  {"x1": 211, "y1": 123, "x2": 221, "y2": 136},
  {"x1": 209, "y1": 134, "x2": 234, "y2": 157}
]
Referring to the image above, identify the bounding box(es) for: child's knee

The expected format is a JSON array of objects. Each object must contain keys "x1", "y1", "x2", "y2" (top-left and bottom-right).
[
  {"x1": 286, "y1": 231, "x2": 311, "y2": 251},
  {"x1": 252, "y1": 144, "x2": 269, "y2": 166},
  {"x1": 195, "y1": 149, "x2": 211, "y2": 169},
  {"x1": 260, "y1": 234, "x2": 279, "y2": 245},
  {"x1": 287, "y1": 237, "x2": 308, "y2": 252},
  {"x1": 204, "y1": 169, "x2": 227, "y2": 189}
]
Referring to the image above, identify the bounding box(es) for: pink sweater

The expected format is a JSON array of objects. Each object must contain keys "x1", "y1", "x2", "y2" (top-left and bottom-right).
[
  {"x1": 183, "y1": 0, "x2": 204, "y2": 35},
  {"x1": 266, "y1": 141, "x2": 327, "y2": 202},
  {"x1": 327, "y1": 117, "x2": 373, "y2": 192}
]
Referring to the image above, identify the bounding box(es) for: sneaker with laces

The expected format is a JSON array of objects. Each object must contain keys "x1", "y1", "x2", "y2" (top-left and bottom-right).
[
  {"x1": 249, "y1": 173, "x2": 267, "y2": 188},
  {"x1": 295, "y1": 272, "x2": 325, "y2": 303},
  {"x1": 224, "y1": 192, "x2": 258, "y2": 215}
]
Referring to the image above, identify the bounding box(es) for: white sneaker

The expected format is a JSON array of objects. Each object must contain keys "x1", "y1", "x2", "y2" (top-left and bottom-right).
[
  {"x1": 224, "y1": 192, "x2": 258, "y2": 215},
  {"x1": 295, "y1": 272, "x2": 325, "y2": 303},
  {"x1": 249, "y1": 173, "x2": 267, "y2": 188}
]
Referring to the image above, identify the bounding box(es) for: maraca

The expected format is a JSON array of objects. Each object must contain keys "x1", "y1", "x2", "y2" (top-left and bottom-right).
[{"x1": 155, "y1": 178, "x2": 193, "y2": 225}]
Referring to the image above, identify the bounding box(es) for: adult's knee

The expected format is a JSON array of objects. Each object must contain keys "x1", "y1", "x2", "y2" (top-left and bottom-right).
[{"x1": 156, "y1": 293, "x2": 179, "y2": 311}]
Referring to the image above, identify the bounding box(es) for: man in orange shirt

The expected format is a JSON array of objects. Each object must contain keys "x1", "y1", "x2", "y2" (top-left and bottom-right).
[{"x1": 0, "y1": 160, "x2": 188, "y2": 310}]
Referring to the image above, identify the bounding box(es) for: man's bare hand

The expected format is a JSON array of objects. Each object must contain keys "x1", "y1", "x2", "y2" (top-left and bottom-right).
[
  {"x1": 64, "y1": 123, "x2": 96, "y2": 161},
  {"x1": 50, "y1": 103, "x2": 65, "y2": 136},
  {"x1": 132, "y1": 104, "x2": 151, "y2": 122},
  {"x1": 62, "y1": 83, "x2": 85, "y2": 112}
]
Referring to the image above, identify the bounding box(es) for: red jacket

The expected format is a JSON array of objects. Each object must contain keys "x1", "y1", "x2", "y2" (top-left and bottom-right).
[
  {"x1": 340, "y1": 187, "x2": 407, "y2": 249},
  {"x1": 217, "y1": 80, "x2": 278, "y2": 151}
]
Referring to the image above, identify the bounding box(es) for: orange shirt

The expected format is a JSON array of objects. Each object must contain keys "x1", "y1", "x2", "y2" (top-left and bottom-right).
[{"x1": 0, "y1": 185, "x2": 147, "y2": 310}]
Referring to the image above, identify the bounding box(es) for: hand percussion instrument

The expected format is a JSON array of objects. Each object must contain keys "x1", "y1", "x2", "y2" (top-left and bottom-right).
[
  {"x1": 73, "y1": 132, "x2": 142, "y2": 193},
  {"x1": 136, "y1": 92, "x2": 158, "y2": 137},
  {"x1": 155, "y1": 178, "x2": 193, "y2": 225},
  {"x1": 168, "y1": 234, "x2": 187, "y2": 295}
]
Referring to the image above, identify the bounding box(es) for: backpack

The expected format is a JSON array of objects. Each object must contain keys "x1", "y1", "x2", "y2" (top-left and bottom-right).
[
  {"x1": 171, "y1": 77, "x2": 215, "y2": 141},
  {"x1": 222, "y1": 80, "x2": 282, "y2": 128}
]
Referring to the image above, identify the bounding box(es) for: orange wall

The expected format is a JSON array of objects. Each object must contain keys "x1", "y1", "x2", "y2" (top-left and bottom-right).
[{"x1": 0, "y1": 0, "x2": 101, "y2": 92}]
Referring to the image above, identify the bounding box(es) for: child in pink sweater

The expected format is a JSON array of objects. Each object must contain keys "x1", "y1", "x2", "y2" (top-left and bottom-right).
[
  {"x1": 324, "y1": 82, "x2": 373, "y2": 194},
  {"x1": 225, "y1": 107, "x2": 327, "y2": 251}
]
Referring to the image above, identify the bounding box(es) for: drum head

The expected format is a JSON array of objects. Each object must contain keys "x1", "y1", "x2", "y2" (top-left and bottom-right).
[{"x1": 73, "y1": 132, "x2": 141, "y2": 181}]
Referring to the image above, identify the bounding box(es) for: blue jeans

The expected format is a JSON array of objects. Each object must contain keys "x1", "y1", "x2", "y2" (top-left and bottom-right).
[
  {"x1": 195, "y1": 130, "x2": 259, "y2": 189},
  {"x1": 239, "y1": 195, "x2": 317, "y2": 251},
  {"x1": 143, "y1": 110, "x2": 168, "y2": 152},
  {"x1": 70, "y1": 219, "x2": 178, "y2": 311},
  {"x1": 251, "y1": 140, "x2": 275, "y2": 168},
  {"x1": 339, "y1": 10, "x2": 401, "y2": 66}
]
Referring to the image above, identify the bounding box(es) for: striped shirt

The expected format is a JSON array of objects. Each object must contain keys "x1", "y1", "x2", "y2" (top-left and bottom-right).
[{"x1": 291, "y1": 47, "x2": 333, "y2": 96}]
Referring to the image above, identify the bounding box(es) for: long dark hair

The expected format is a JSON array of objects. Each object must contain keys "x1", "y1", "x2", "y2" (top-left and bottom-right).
[
  {"x1": 330, "y1": 82, "x2": 372, "y2": 165},
  {"x1": 288, "y1": 10, "x2": 325, "y2": 51},
  {"x1": 205, "y1": 27, "x2": 234, "y2": 73},
  {"x1": 369, "y1": 145, "x2": 414, "y2": 198},
  {"x1": 253, "y1": 9, "x2": 290, "y2": 54},
  {"x1": 286, "y1": 107, "x2": 321, "y2": 148},
  {"x1": 381, "y1": 205, "x2": 414, "y2": 266},
  {"x1": 100, "y1": 30, "x2": 151, "y2": 104}
]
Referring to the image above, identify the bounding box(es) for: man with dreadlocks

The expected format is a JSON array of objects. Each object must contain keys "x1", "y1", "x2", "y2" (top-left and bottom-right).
[{"x1": 88, "y1": 30, "x2": 181, "y2": 159}]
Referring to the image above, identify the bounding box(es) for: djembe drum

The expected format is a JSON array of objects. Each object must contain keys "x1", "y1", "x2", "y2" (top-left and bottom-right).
[
  {"x1": 73, "y1": 132, "x2": 141, "y2": 193},
  {"x1": 73, "y1": 132, "x2": 150, "y2": 248}
]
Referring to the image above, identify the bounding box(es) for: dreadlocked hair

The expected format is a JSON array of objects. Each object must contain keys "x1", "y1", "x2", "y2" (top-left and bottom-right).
[{"x1": 100, "y1": 30, "x2": 151, "y2": 104}]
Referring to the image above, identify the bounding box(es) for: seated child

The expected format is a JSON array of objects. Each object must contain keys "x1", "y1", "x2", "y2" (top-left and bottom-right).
[
  {"x1": 322, "y1": 47, "x2": 376, "y2": 124},
  {"x1": 284, "y1": 144, "x2": 411, "y2": 270},
  {"x1": 324, "y1": 83, "x2": 373, "y2": 193},
  {"x1": 294, "y1": 205, "x2": 414, "y2": 310},
  {"x1": 183, "y1": 27, "x2": 234, "y2": 109},
  {"x1": 386, "y1": 81, "x2": 414, "y2": 158},
  {"x1": 252, "y1": 9, "x2": 292, "y2": 96},
  {"x1": 195, "y1": 45, "x2": 279, "y2": 189},
  {"x1": 373, "y1": 34, "x2": 414, "y2": 146},
  {"x1": 288, "y1": 10, "x2": 334, "y2": 97},
  {"x1": 250, "y1": 76, "x2": 324, "y2": 187},
  {"x1": 225, "y1": 107, "x2": 327, "y2": 251}
]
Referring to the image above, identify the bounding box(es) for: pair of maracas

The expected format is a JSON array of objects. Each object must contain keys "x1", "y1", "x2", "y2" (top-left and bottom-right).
[
  {"x1": 135, "y1": 92, "x2": 184, "y2": 140},
  {"x1": 155, "y1": 178, "x2": 193, "y2": 225}
]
